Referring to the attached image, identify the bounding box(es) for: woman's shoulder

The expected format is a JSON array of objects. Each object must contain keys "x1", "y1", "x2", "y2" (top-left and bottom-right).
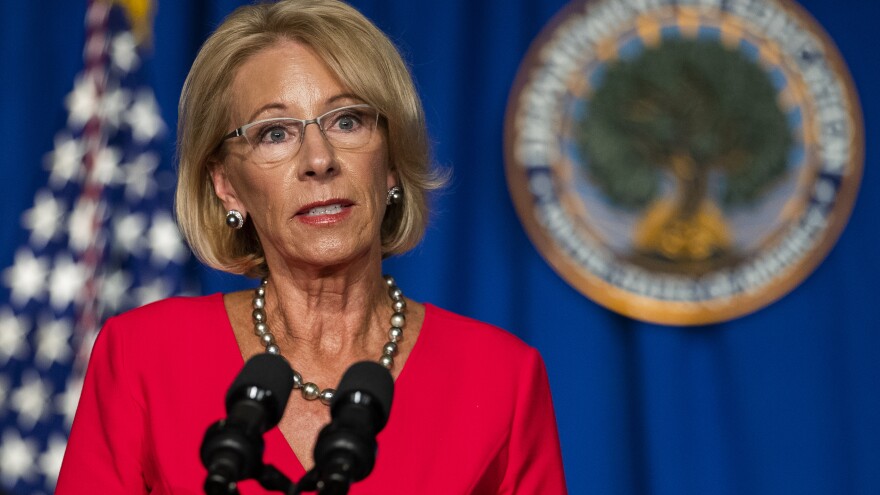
[
  {"x1": 92, "y1": 293, "x2": 238, "y2": 369},
  {"x1": 421, "y1": 303, "x2": 538, "y2": 363},
  {"x1": 113, "y1": 293, "x2": 223, "y2": 319},
  {"x1": 402, "y1": 304, "x2": 551, "y2": 425},
  {"x1": 108, "y1": 293, "x2": 226, "y2": 325}
]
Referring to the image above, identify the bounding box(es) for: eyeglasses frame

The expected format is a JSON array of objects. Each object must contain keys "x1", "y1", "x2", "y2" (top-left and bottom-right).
[{"x1": 221, "y1": 103, "x2": 380, "y2": 157}]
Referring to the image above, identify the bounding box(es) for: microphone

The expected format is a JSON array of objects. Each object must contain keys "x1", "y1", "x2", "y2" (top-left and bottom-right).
[
  {"x1": 305, "y1": 361, "x2": 394, "y2": 495},
  {"x1": 201, "y1": 353, "x2": 295, "y2": 495}
]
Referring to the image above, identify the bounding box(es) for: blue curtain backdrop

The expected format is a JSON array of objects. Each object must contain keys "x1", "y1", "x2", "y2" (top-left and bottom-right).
[{"x1": 1, "y1": 1, "x2": 877, "y2": 494}]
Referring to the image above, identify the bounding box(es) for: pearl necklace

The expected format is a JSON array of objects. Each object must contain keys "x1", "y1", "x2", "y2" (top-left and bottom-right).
[{"x1": 251, "y1": 274, "x2": 406, "y2": 405}]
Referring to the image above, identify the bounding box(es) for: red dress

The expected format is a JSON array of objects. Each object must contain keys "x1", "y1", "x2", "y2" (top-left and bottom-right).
[{"x1": 56, "y1": 295, "x2": 567, "y2": 494}]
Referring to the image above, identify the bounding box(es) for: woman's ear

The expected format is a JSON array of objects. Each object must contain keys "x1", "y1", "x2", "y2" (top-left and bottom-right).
[
  {"x1": 209, "y1": 160, "x2": 245, "y2": 215},
  {"x1": 386, "y1": 168, "x2": 398, "y2": 191}
]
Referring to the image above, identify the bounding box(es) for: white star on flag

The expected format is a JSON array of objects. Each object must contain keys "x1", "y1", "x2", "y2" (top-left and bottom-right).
[
  {"x1": 22, "y1": 191, "x2": 67, "y2": 250},
  {"x1": 149, "y1": 212, "x2": 188, "y2": 266},
  {"x1": 9, "y1": 371, "x2": 52, "y2": 431},
  {"x1": 99, "y1": 268, "x2": 133, "y2": 312},
  {"x1": 119, "y1": 152, "x2": 159, "y2": 201},
  {"x1": 100, "y1": 85, "x2": 131, "y2": 131},
  {"x1": 44, "y1": 134, "x2": 85, "y2": 189},
  {"x1": 66, "y1": 198, "x2": 102, "y2": 254},
  {"x1": 2, "y1": 249, "x2": 49, "y2": 308},
  {"x1": 111, "y1": 31, "x2": 140, "y2": 73},
  {"x1": 48, "y1": 255, "x2": 88, "y2": 311},
  {"x1": 38, "y1": 434, "x2": 68, "y2": 488},
  {"x1": 0, "y1": 307, "x2": 31, "y2": 365},
  {"x1": 0, "y1": 309, "x2": 31, "y2": 366},
  {"x1": 127, "y1": 89, "x2": 166, "y2": 143},
  {"x1": 0, "y1": 429, "x2": 39, "y2": 486},
  {"x1": 113, "y1": 211, "x2": 148, "y2": 254},
  {"x1": 65, "y1": 74, "x2": 101, "y2": 130},
  {"x1": 91, "y1": 145, "x2": 123, "y2": 186},
  {"x1": 35, "y1": 315, "x2": 73, "y2": 370}
]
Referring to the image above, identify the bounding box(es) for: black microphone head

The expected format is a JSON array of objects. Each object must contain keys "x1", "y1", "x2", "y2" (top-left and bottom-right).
[
  {"x1": 225, "y1": 353, "x2": 294, "y2": 428},
  {"x1": 332, "y1": 361, "x2": 394, "y2": 430}
]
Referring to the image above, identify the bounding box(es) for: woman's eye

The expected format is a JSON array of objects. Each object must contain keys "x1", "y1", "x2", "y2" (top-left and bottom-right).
[
  {"x1": 330, "y1": 112, "x2": 362, "y2": 132},
  {"x1": 267, "y1": 129, "x2": 286, "y2": 142},
  {"x1": 257, "y1": 123, "x2": 298, "y2": 144}
]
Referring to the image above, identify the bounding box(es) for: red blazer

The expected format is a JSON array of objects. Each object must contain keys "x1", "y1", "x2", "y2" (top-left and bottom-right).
[{"x1": 56, "y1": 295, "x2": 567, "y2": 494}]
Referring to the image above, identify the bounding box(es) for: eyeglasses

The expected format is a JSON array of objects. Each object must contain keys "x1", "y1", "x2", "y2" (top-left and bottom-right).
[{"x1": 222, "y1": 104, "x2": 380, "y2": 166}]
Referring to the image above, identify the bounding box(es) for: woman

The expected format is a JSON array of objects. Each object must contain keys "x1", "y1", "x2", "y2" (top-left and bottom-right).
[{"x1": 57, "y1": 1, "x2": 567, "y2": 493}]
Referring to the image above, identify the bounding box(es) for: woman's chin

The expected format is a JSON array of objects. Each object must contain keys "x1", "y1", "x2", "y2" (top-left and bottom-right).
[{"x1": 285, "y1": 239, "x2": 377, "y2": 270}]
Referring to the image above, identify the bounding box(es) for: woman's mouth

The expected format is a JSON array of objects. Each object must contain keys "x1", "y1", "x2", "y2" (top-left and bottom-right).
[
  {"x1": 296, "y1": 200, "x2": 354, "y2": 224},
  {"x1": 303, "y1": 203, "x2": 345, "y2": 216}
]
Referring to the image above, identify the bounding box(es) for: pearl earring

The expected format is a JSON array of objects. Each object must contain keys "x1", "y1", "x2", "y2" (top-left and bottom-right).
[
  {"x1": 225, "y1": 210, "x2": 245, "y2": 229},
  {"x1": 386, "y1": 186, "x2": 402, "y2": 205}
]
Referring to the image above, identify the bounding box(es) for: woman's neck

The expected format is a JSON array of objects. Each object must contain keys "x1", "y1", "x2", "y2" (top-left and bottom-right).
[{"x1": 262, "y1": 258, "x2": 390, "y2": 359}]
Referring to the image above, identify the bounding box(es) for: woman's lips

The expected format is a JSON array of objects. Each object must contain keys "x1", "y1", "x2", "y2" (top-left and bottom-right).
[{"x1": 295, "y1": 200, "x2": 354, "y2": 224}]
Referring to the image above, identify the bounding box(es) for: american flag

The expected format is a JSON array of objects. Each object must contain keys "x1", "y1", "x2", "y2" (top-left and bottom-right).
[{"x1": 0, "y1": 2, "x2": 193, "y2": 493}]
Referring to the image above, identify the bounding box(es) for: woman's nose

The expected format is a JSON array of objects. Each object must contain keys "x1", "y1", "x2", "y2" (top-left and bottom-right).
[{"x1": 296, "y1": 122, "x2": 337, "y2": 179}]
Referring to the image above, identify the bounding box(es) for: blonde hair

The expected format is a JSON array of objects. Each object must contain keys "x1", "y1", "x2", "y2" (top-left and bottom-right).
[{"x1": 175, "y1": 0, "x2": 445, "y2": 277}]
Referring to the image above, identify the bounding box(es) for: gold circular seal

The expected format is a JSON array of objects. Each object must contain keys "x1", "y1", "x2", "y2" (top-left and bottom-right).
[{"x1": 504, "y1": 0, "x2": 863, "y2": 325}]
